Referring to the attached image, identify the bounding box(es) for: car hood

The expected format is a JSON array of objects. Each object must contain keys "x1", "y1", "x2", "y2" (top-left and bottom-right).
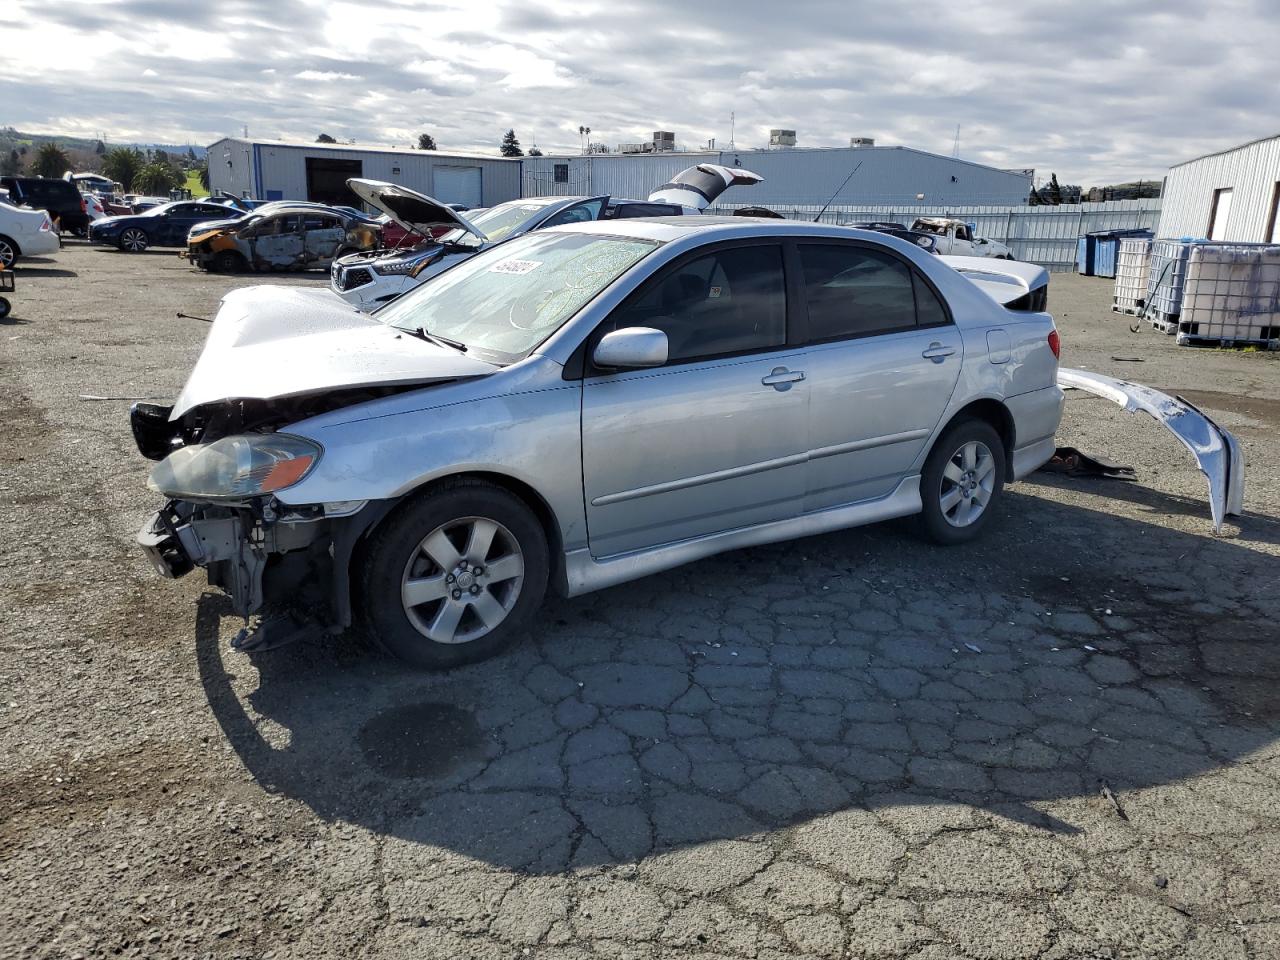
[
  {"x1": 347, "y1": 178, "x2": 485, "y2": 240},
  {"x1": 647, "y1": 163, "x2": 764, "y2": 210},
  {"x1": 169, "y1": 286, "x2": 499, "y2": 420}
]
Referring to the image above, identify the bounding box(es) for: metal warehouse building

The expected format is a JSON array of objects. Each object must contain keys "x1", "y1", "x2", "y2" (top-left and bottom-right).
[
  {"x1": 1157, "y1": 133, "x2": 1280, "y2": 242},
  {"x1": 522, "y1": 145, "x2": 1034, "y2": 208},
  {"x1": 206, "y1": 137, "x2": 521, "y2": 209}
]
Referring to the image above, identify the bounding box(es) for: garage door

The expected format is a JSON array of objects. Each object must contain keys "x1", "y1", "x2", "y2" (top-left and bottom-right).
[{"x1": 434, "y1": 166, "x2": 483, "y2": 207}]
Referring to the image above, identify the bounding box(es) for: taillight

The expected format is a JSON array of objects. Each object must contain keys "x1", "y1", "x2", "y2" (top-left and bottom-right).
[
  {"x1": 1048, "y1": 329, "x2": 1061, "y2": 359},
  {"x1": 40, "y1": 216, "x2": 52, "y2": 232}
]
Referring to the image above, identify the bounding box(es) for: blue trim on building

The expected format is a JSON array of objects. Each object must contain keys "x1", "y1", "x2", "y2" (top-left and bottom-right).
[{"x1": 252, "y1": 143, "x2": 264, "y2": 200}]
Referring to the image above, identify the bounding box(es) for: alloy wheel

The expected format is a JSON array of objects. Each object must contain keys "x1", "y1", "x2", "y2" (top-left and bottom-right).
[
  {"x1": 400, "y1": 516, "x2": 525, "y2": 644},
  {"x1": 940, "y1": 439, "x2": 996, "y2": 527},
  {"x1": 121, "y1": 229, "x2": 148, "y2": 252},
  {"x1": 0, "y1": 238, "x2": 14, "y2": 268}
]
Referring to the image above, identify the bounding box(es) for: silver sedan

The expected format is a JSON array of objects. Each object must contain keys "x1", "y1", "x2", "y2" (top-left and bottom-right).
[{"x1": 134, "y1": 218, "x2": 1064, "y2": 667}]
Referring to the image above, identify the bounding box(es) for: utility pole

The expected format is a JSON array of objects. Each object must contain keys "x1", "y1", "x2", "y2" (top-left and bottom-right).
[
  {"x1": 729, "y1": 112, "x2": 735, "y2": 151},
  {"x1": 951, "y1": 124, "x2": 960, "y2": 158}
]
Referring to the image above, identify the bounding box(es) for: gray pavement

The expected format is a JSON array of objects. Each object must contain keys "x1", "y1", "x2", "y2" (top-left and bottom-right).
[{"x1": 2, "y1": 243, "x2": 1279, "y2": 959}]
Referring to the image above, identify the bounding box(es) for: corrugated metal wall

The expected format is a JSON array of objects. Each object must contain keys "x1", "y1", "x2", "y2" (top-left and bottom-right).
[
  {"x1": 1158, "y1": 136, "x2": 1280, "y2": 241},
  {"x1": 523, "y1": 147, "x2": 1033, "y2": 207},
  {"x1": 207, "y1": 140, "x2": 521, "y2": 207},
  {"x1": 207, "y1": 138, "x2": 255, "y2": 198},
  {"x1": 706, "y1": 199, "x2": 1161, "y2": 272}
]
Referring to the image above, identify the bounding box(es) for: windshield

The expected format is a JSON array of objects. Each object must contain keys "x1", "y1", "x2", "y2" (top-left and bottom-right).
[
  {"x1": 376, "y1": 231, "x2": 658, "y2": 363},
  {"x1": 439, "y1": 199, "x2": 559, "y2": 247}
]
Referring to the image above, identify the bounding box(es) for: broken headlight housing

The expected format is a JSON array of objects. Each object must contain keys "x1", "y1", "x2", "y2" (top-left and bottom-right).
[{"x1": 147, "y1": 434, "x2": 321, "y2": 501}]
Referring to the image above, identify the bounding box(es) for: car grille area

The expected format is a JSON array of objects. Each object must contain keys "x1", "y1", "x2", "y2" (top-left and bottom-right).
[{"x1": 338, "y1": 267, "x2": 373, "y2": 291}]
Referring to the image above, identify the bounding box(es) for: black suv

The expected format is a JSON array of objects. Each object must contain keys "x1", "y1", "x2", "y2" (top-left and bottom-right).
[{"x1": 0, "y1": 177, "x2": 89, "y2": 234}]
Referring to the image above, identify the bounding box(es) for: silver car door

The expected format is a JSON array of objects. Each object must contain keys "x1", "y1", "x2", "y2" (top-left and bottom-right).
[
  {"x1": 581, "y1": 242, "x2": 809, "y2": 558},
  {"x1": 794, "y1": 241, "x2": 962, "y2": 511}
]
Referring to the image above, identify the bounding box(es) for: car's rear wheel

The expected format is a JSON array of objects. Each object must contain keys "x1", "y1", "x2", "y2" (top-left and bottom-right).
[
  {"x1": 358, "y1": 480, "x2": 549, "y2": 669},
  {"x1": 0, "y1": 235, "x2": 18, "y2": 269},
  {"x1": 918, "y1": 418, "x2": 1005, "y2": 545},
  {"x1": 213, "y1": 250, "x2": 244, "y2": 273},
  {"x1": 119, "y1": 229, "x2": 148, "y2": 252}
]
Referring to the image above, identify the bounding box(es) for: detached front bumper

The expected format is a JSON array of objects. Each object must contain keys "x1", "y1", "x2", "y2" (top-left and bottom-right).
[{"x1": 137, "y1": 498, "x2": 389, "y2": 628}]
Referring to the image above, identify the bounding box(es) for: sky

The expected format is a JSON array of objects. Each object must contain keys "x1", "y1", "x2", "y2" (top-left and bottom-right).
[{"x1": 4, "y1": 0, "x2": 1277, "y2": 187}]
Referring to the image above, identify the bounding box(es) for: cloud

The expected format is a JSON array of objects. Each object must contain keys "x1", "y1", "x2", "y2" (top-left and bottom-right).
[{"x1": 3, "y1": 0, "x2": 1277, "y2": 184}]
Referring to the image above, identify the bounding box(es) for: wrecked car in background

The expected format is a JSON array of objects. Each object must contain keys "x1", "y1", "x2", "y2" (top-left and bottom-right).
[
  {"x1": 133, "y1": 218, "x2": 1063, "y2": 668},
  {"x1": 185, "y1": 205, "x2": 381, "y2": 273},
  {"x1": 330, "y1": 163, "x2": 765, "y2": 309},
  {"x1": 911, "y1": 217, "x2": 1013, "y2": 259}
]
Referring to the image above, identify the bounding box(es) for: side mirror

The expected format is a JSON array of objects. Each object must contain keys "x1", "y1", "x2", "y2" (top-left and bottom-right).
[{"x1": 593, "y1": 326, "x2": 668, "y2": 369}]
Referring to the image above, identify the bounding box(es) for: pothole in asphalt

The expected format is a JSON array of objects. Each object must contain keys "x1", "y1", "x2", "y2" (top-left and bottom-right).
[{"x1": 358, "y1": 702, "x2": 485, "y2": 779}]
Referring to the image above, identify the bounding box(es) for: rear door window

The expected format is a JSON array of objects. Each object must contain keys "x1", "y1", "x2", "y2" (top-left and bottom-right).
[{"x1": 799, "y1": 244, "x2": 918, "y2": 340}]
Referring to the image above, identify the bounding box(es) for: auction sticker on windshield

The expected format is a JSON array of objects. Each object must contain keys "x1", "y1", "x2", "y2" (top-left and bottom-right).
[{"x1": 490, "y1": 259, "x2": 542, "y2": 275}]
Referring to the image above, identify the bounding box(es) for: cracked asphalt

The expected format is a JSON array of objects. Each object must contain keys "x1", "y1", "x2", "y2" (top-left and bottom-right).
[{"x1": 3, "y1": 243, "x2": 1279, "y2": 959}]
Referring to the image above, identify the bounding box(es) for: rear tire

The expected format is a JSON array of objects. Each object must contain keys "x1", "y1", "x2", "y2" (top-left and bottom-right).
[
  {"x1": 0, "y1": 235, "x2": 18, "y2": 269},
  {"x1": 917, "y1": 418, "x2": 1005, "y2": 545},
  {"x1": 357, "y1": 480, "x2": 549, "y2": 669},
  {"x1": 0, "y1": 297, "x2": 10, "y2": 319}
]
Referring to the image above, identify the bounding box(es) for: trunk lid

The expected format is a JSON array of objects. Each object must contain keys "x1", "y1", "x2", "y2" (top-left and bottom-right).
[{"x1": 647, "y1": 163, "x2": 764, "y2": 210}]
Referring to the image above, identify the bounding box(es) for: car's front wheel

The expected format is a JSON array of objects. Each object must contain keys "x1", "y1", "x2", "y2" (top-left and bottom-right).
[
  {"x1": 119, "y1": 228, "x2": 149, "y2": 252},
  {"x1": 358, "y1": 480, "x2": 549, "y2": 668},
  {"x1": 918, "y1": 418, "x2": 1005, "y2": 545},
  {"x1": 212, "y1": 250, "x2": 244, "y2": 273}
]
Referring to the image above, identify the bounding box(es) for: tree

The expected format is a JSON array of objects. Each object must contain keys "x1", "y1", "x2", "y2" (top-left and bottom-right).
[
  {"x1": 31, "y1": 142, "x2": 70, "y2": 178},
  {"x1": 1046, "y1": 173, "x2": 1063, "y2": 206},
  {"x1": 416, "y1": 133, "x2": 437, "y2": 150},
  {"x1": 500, "y1": 129, "x2": 524, "y2": 157},
  {"x1": 1, "y1": 149, "x2": 19, "y2": 177},
  {"x1": 132, "y1": 161, "x2": 183, "y2": 195},
  {"x1": 185, "y1": 146, "x2": 197, "y2": 164},
  {"x1": 198, "y1": 163, "x2": 210, "y2": 191},
  {"x1": 316, "y1": 133, "x2": 337, "y2": 143},
  {"x1": 94, "y1": 139, "x2": 107, "y2": 155},
  {"x1": 527, "y1": 145, "x2": 543, "y2": 156},
  {"x1": 101, "y1": 147, "x2": 144, "y2": 191}
]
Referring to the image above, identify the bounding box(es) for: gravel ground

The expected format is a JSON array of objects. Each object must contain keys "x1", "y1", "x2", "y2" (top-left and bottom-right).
[{"x1": 2, "y1": 242, "x2": 1279, "y2": 960}]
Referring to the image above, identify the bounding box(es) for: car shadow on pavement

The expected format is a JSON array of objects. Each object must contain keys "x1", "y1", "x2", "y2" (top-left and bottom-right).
[
  {"x1": 11, "y1": 267, "x2": 78, "y2": 278},
  {"x1": 195, "y1": 493, "x2": 1280, "y2": 872}
]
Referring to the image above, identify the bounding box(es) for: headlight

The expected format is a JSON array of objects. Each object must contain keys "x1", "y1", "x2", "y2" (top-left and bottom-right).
[
  {"x1": 147, "y1": 434, "x2": 321, "y2": 501},
  {"x1": 376, "y1": 259, "x2": 418, "y2": 275}
]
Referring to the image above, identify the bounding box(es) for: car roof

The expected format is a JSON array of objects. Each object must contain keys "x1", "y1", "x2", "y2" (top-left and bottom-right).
[{"x1": 543, "y1": 216, "x2": 892, "y2": 244}]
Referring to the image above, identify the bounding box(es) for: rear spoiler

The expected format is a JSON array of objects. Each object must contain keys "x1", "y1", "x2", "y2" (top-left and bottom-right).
[{"x1": 940, "y1": 255, "x2": 1048, "y2": 311}]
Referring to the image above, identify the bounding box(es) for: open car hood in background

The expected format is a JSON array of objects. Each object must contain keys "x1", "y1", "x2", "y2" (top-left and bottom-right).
[
  {"x1": 347, "y1": 178, "x2": 486, "y2": 240},
  {"x1": 647, "y1": 163, "x2": 764, "y2": 211}
]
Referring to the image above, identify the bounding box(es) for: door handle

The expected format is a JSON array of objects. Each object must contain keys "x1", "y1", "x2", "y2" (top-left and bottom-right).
[
  {"x1": 761, "y1": 367, "x2": 805, "y2": 390},
  {"x1": 922, "y1": 342, "x2": 957, "y2": 363}
]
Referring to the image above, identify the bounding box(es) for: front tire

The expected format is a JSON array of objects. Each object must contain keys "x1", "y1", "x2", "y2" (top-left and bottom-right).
[
  {"x1": 358, "y1": 480, "x2": 549, "y2": 669},
  {"x1": 119, "y1": 228, "x2": 149, "y2": 252},
  {"x1": 918, "y1": 418, "x2": 1005, "y2": 545},
  {"x1": 0, "y1": 235, "x2": 18, "y2": 269},
  {"x1": 212, "y1": 250, "x2": 244, "y2": 273}
]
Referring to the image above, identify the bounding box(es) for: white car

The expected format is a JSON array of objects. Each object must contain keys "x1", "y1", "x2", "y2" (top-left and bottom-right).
[
  {"x1": 0, "y1": 195, "x2": 59, "y2": 267},
  {"x1": 330, "y1": 163, "x2": 764, "y2": 310},
  {"x1": 910, "y1": 217, "x2": 1013, "y2": 259}
]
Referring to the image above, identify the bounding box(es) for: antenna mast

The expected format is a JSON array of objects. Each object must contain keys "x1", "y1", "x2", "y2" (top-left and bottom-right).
[
  {"x1": 951, "y1": 124, "x2": 960, "y2": 158},
  {"x1": 729, "y1": 112, "x2": 735, "y2": 151}
]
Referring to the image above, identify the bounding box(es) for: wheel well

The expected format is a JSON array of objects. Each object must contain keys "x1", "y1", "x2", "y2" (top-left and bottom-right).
[
  {"x1": 943, "y1": 399, "x2": 1016, "y2": 480},
  {"x1": 353, "y1": 471, "x2": 568, "y2": 601}
]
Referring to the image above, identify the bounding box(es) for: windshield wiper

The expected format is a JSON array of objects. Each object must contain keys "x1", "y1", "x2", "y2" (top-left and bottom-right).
[{"x1": 408, "y1": 327, "x2": 467, "y2": 352}]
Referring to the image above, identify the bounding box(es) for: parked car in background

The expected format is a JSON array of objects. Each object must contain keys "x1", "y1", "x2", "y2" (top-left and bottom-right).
[
  {"x1": 133, "y1": 218, "x2": 1062, "y2": 668},
  {"x1": 378, "y1": 202, "x2": 473, "y2": 249},
  {"x1": 853, "y1": 221, "x2": 941, "y2": 254},
  {"x1": 331, "y1": 163, "x2": 763, "y2": 309},
  {"x1": 910, "y1": 217, "x2": 1012, "y2": 259},
  {"x1": 80, "y1": 192, "x2": 108, "y2": 224},
  {"x1": 1, "y1": 176, "x2": 91, "y2": 235},
  {"x1": 87, "y1": 200, "x2": 242, "y2": 252},
  {"x1": 0, "y1": 193, "x2": 59, "y2": 267},
  {"x1": 185, "y1": 205, "x2": 381, "y2": 272}
]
